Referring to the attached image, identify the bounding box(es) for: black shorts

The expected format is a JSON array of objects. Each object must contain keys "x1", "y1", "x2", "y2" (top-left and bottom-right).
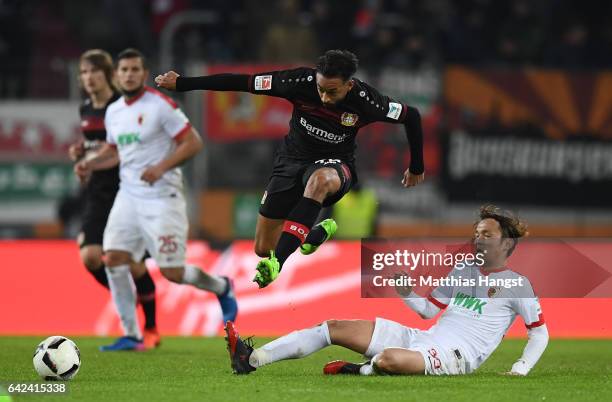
[
  {"x1": 78, "y1": 190, "x2": 116, "y2": 248},
  {"x1": 259, "y1": 155, "x2": 355, "y2": 220}
]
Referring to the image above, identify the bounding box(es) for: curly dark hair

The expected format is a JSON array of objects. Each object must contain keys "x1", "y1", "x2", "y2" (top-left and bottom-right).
[
  {"x1": 316, "y1": 50, "x2": 358, "y2": 81},
  {"x1": 476, "y1": 204, "x2": 528, "y2": 256}
]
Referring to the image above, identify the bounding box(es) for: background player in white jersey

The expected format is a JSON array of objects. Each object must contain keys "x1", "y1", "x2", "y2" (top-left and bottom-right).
[
  {"x1": 77, "y1": 48, "x2": 238, "y2": 351},
  {"x1": 225, "y1": 205, "x2": 548, "y2": 376},
  {"x1": 69, "y1": 49, "x2": 160, "y2": 350}
]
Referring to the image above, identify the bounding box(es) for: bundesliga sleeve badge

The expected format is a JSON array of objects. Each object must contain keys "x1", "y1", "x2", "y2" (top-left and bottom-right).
[
  {"x1": 254, "y1": 75, "x2": 273, "y2": 90},
  {"x1": 340, "y1": 112, "x2": 359, "y2": 127}
]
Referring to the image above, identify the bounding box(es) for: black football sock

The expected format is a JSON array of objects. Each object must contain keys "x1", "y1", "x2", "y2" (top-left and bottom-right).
[
  {"x1": 274, "y1": 197, "x2": 322, "y2": 266},
  {"x1": 90, "y1": 264, "x2": 109, "y2": 288},
  {"x1": 303, "y1": 223, "x2": 328, "y2": 246},
  {"x1": 134, "y1": 271, "x2": 157, "y2": 330}
]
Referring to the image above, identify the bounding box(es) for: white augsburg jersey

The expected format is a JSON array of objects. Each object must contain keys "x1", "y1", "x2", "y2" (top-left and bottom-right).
[
  {"x1": 421, "y1": 266, "x2": 544, "y2": 372},
  {"x1": 105, "y1": 86, "x2": 191, "y2": 197}
]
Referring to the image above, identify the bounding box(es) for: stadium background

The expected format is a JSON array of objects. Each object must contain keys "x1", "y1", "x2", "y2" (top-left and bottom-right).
[{"x1": 1, "y1": 0, "x2": 611, "y2": 338}]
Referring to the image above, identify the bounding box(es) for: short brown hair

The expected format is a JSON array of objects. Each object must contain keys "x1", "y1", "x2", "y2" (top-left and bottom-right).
[
  {"x1": 79, "y1": 49, "x2": 115, "y2": 88},
  {"x1": 476, "y1": 204, "x2": 528, "y2": 256},
  {"x1": 116, "y1": 48, "x2": 147, "y2": 69}
]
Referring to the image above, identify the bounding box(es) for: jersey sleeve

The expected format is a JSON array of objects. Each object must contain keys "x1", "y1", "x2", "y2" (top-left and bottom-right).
[
  {"x1": 357, "y1": 81, "x2": 410, "y2": 124},
  {"x1": 511, "y1": 278, "x2": 545, "y2": 329},
  {"x1": 249, "y1": 68, "x2": 314, "y2": 100},
  {"x1": 159, "y1": 101, "x2": 192, "y2": 140},
  {"x1": 428, "y1": 268, "x2": 462, "y2": 308}
]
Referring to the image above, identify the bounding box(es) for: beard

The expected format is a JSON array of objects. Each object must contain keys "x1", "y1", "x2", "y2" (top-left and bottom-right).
[{"x1": 122, "y1": 85, "x2": 144, "y2": 98}]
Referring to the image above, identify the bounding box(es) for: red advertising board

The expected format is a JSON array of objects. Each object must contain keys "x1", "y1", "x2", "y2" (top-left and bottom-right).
[
  {"x1": 204, "y1": 65, "x2": 294, "y2": 141},
  {"x1": 1, "y1": 240, "x2": 611, "y2": 338}
]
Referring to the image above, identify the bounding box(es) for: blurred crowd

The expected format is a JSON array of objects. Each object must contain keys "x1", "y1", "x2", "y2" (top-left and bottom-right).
[{"x1": 1, "y1": 0, "x2": 611, "y2": 98}]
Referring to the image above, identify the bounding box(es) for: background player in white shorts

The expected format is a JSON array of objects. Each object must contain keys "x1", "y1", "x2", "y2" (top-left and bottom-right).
[
  {"x1": 77, "y1": 48, "x2": 238, "y2": 351},
  {"x1": 225, "y1": 205, "x2": 548, "y2": 376}
]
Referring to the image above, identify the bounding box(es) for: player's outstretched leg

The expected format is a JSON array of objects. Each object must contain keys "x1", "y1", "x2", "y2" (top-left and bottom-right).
[
  {"x1": 224, "y1": 321, "x2": 256, "y2": 375},
  {"x1": 162, "y1": 265, "x2": 238, "y2": 323},
  {"x1": 216, "y1": 277, "x2": 238, "y2": 323},
  {"x1": 300, "y1": 218, "x2": 337, "y2": 255}
]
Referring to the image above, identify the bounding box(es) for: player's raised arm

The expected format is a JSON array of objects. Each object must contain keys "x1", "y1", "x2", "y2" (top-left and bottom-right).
[
  {"x1": 155, "y1": 70, "x2": 251, "y2": 93},
  {"x1": 156, "y1": 68, "x2": 306, "y2": 101}
]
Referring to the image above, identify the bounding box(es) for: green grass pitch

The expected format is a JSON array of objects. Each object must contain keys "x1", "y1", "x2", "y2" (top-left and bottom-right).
[{"x1": 1, "y1": 337, "x2": 611, "y2": 402}]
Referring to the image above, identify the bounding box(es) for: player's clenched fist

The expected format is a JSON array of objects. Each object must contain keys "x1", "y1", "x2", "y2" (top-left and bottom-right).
[{"x1": 155, "y1": 71, "x2": 180, "y2": 91}]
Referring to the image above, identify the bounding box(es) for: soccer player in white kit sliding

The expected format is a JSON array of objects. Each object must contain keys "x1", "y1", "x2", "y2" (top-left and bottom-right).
[
  {"x1": 225, "y1": 205, "x2": 548, "y2": 376},
  {"x1": 77, "y1": 48, "x2": 238, "y2": 351}
]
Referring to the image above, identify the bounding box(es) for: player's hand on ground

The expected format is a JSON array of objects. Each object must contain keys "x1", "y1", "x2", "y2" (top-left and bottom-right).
[
  {"x1": 69, "y1": 141, "x2": 85, "y2": 161},
  {"x1": 141, "y1": 164, "x2": 165, "y2": 185},
  {"x1": 501, "y1": 371, "x2": 526, "y2": 376},
  {"x1": 393, "y1": 272, "x2": 413, "y2": 297},
  {"x1": 155, "y1": 71, "x2": 180, "y2": 91},
  {"x1": 401, "y1": 169, "x2": 425, "y2": 188}
]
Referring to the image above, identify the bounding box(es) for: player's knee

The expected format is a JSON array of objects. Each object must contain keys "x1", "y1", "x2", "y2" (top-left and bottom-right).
[
  {"x1": 160, "y1": 268, "x2": 184, "y2": 283},
  {"x1": 305, "y1": 170, "x2": 341, "y2": 199},
  {"x1": 375, "y1": 350, "x2": 402, "y2": 373},
  {"x1": 324, "y1": 319, "x2": 341, "y2": 342}
]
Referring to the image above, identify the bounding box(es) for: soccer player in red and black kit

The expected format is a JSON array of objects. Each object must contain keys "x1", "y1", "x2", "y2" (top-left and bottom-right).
[
  {"x1": 156, "y1": 50, "x2": 425, "y2": 288},
  {"x1": 69, "y1": 49, "x2": 160, "y2": 349}
]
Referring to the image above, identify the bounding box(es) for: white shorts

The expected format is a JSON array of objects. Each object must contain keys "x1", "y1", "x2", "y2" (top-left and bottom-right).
[
  {"x1": 103, "y1": 189, "x2": 188, "y2": 268},
  {"x1": 365, "y1": 317, "x2": 468, "y2": 376}
]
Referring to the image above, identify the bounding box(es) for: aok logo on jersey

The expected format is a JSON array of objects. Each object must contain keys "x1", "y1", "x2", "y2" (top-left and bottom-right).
[
  {"x1": 453, "y1": 292, "x2": 487, "y2": 314},
  {"x1": 117, "y1": 132, "x2": 141, "y2": 146}
]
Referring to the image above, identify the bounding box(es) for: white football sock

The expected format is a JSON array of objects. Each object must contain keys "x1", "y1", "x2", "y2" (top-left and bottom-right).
[
  {"x1": 182, "y1": 265, "x2": 227, "y2": 295},
  {"x1": 106, "y1": 265, "x2": 141, "y2": 339},
  {"x1": 249, "y1": 322, "x2": 331, "y2": 368}
]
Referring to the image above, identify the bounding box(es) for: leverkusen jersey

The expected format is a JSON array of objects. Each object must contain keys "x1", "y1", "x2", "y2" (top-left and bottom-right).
[
  {"x1": 248, "y1": 68, "x2": 410, "y2": 163},
  {"x1": 420, "y1": 266, "x2": 545, "y2": 372},
  {"x1": 105, "y1": 87, "x2": 191, "y2": 198},
  {"x1": 79, "y1": 91, "x2": 121, "y2": 195}
]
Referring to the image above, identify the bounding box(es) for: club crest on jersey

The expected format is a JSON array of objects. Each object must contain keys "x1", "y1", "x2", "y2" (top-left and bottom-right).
[
  {"x1": 138, "y1": 114, "x2": 144, "y2": 125},
  {"x1": 254, "y1": 75, "x2": 272, "y2": 90},
  {"x1": 340, "y1": 112, "x2": 359, "y2": 127},
  {"x1": 488, "y1": 287, "x2": 502, "y2": 298}
]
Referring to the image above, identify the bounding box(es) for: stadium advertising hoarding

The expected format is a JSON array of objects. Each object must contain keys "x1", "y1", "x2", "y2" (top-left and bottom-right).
[
  {"x1": 440, "y1": 130, "x2": 612, "y2": 206},
  {"x1": 441, "y1": 66, "x2": 612, "y2": 206},
  {"x1": 1, "y1": 240, "x2": 611, "y2": 338}
]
